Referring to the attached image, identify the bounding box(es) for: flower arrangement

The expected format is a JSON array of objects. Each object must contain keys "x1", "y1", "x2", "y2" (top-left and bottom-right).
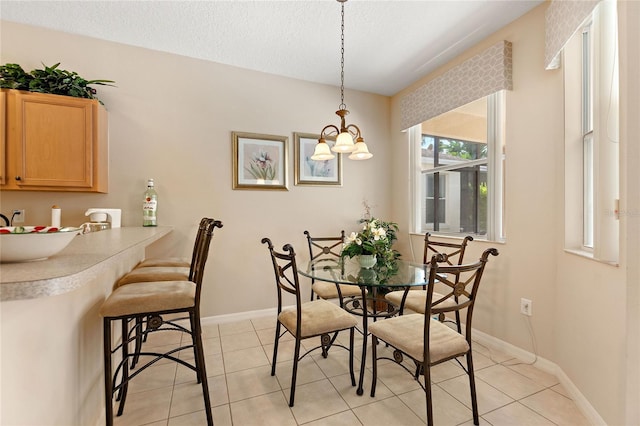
[{"x1": 341, "y1": 217, "x2": 401, "y2": 267}]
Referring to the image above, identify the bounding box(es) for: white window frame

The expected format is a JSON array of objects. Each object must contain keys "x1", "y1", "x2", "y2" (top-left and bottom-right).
[
  {"x1": 410, "y1": 91, "x2": 505, "y2": 242},
  {"x1": 582, "y1": 22, "x2": 595, "y2": 250},
  {"x1": 564, "y1": 0, "x2": 619, "y2": 264}
]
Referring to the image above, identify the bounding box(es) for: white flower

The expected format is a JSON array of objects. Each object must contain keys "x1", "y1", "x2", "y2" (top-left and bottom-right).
[
  {"x1": 346, "y1": 231, "x2": 358, "y2": 243},
  {"x1": 345, "y1": 232, "x2": 363, "y2": 246},
  {"x1": 372, "y1": 227, "x2": 387, "y2": 240}
]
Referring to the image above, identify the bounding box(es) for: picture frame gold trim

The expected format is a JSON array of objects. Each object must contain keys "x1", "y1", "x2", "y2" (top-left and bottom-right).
[
  {"x1": 293, "y1": 132, "x2": 342, "y2": 187},
  {"x1": 232, "y1": 131, "x2": 289, "y2": 191}
]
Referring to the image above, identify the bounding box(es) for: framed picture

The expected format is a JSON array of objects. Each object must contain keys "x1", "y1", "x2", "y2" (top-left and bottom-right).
[
  {"x1": 294, "y1": 132, "x2": 342, "y2": 186},
  {"x1": 232, "y1": 132, "x2": 288, "y2": 190}
]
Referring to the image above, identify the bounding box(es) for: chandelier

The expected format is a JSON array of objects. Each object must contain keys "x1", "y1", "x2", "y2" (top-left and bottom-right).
[{"x1": 311, "y1": 0, "x2": 372, "y2": 161}]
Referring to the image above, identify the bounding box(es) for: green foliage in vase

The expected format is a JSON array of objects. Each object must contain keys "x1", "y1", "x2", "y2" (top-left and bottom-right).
[
  {"x1": 0, "y1": 63, "x2": 114, "y2": 104},
  {"x1": 341, "y1": 217, "x2": 401, "y2": 271}
]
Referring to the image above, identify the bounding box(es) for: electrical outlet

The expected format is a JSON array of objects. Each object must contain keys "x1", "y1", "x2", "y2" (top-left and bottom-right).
[
  {"x1": 520, "y1": 298, "x2": 532, "y2": 316},
  {"x1": 12, "y1": 209, "x2": 25, "y2": 224}
]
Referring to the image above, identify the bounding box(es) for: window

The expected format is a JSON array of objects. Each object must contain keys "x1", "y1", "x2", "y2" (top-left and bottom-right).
[
  {"x1": 582, "y1": 22, "x2": 594, "y2": 249},
  {"x1": 424, "y1": 169, "x2": 446, "y2": 225},
  {"x1": 411, "y1": 93, "x2": 505, "y2": 241},
  {"x1": 564, "y1": 0, "x2": 619, "y2": 263}
]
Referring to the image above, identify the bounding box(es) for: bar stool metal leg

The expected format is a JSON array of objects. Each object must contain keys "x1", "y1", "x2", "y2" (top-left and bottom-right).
[
  {"x1": 116, "y1": 318, "x2": 130, "y2": 416},
  {"x1": 191, "y1": 311, "x2": 213, "y2": 424},
  {"x1": 103, "y1": 318, "x2": 114, "y2": 426}
]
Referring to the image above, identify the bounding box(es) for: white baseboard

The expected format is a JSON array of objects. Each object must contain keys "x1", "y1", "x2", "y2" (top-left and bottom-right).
[
  {"x1": 472, "y1": 328, "x2": 605, "y2": 426},
  {"x1": 471, "y1": 328, "x2": 557, "y2": 374},
  {"x1": 554, "y1": 367, "x2": 607, "y2": 426},
  {"x1": 201, "y1": 307, "x2": 277, "y2": 325}
]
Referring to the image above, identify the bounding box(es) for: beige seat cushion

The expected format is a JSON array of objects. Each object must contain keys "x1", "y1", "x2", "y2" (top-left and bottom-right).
[
  {"x1": 312, "y1": 282, "x2": 363, "y2": 299},
  {"x1": 116, "y1": 266, "x2": 190, "y2": 287},
  {"x1": 385, "y1": 290, "x2": 456, "y2": 314},
  {"x1": 136, "y1": 257, "x2": 190, "y2": 268},
  {"x1": 368, "y1": 314, "x2": 469, "y2": 364},
  {"x1": 278, "y1": 299, "x2": 358, "y2": 339},
  {"x1": 100, "y1": 281, "x2": 196, "y2": 318}
]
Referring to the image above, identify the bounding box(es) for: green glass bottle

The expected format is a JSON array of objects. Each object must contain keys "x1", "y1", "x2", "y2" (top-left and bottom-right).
[{"x1": 142, "y1": 178, "x2": 157, "y2": 227}]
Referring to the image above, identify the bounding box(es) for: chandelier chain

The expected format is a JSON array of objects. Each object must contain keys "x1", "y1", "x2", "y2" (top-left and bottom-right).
[
  {"x1": 312, "y1": 0, "x2": 371, "y2": 160},
  {"x1": 340, "y1": 1, "x2": 346, "y2": 110}
]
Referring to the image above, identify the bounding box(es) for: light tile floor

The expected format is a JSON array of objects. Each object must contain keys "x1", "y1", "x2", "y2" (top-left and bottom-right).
[{"x1": 112, "y1": 315, "x2": 590, "y2": 425}]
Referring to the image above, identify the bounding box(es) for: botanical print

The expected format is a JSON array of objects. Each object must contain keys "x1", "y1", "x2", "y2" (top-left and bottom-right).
[
  {"x1": 302, "y1": 140, "x2": 335, "y2": 180},
  {"x1": 239, "y1": 139, "x2": 282, "y2": 184},
  {"x1": 246, "y1": 148, "x2": 277, "y2": 180},
  {"x1": 232, "y1": 132, "x2": 288, "y2": 190},
  {"x1": 295, "y1": 133, "x2": 341, "y2": 186}
]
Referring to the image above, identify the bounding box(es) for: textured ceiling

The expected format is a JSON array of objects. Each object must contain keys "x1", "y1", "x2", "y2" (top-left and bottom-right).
[{"x1": 1, "y1": 0, "x2": 542, "y2": 96}]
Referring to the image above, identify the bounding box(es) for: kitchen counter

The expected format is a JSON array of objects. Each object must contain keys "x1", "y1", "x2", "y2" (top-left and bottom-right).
[
  {"x1": 0, "y1": 226, "x2": 173, "y2": 426},
  {"x1": 0, "y1": 226, "x2": 172, "y2": 301}
]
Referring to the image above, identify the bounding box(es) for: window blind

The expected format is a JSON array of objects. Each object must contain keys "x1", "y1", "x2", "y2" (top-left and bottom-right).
[
  {"x1": 545, "y1": 0, "x2": 600, "y2": 70},
  {"x1": 400, "y1": 40, "x2": 512, "y2": 131}
]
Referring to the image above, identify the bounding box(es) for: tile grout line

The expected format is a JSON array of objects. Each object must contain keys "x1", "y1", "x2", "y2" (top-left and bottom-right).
[{"x1": 131, "y1": 317, "x2": 583, "y2": 426}]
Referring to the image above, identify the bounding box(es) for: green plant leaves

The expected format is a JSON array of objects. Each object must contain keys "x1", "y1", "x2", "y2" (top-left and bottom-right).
[
  {"x1": 0, "y1": 63, "x2": 31, "y2": 90},
  {"x1": 0, "y1": 62, "x2": 115, "y2": 104},
  {"x1": 341, "y1": 217, "x2": 401, "y2": 271}
]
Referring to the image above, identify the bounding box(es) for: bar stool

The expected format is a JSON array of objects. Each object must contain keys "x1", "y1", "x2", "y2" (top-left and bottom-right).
[
  {"x1": 132, "y1": 217, "x2": 212, "y2": 268},
  {"x1": 115, "y1": 218, "x2": 213, "y2": 368},
  {"x1": 100, "y1": 219, "x2": 222, "y2": 426},
  {"x1": 115, "y1": 217, "x2": 212, "y2": 287}
]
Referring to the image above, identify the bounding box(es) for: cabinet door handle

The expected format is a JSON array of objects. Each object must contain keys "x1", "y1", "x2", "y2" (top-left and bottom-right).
[{"x1": 15, "y1": 176, "x2": 21, "y2": 181}]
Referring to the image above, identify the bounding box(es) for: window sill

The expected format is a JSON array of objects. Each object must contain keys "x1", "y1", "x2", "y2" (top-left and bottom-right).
[
  {"x1": 409, "y1": 232, "x2": 506, "y2": 245},
  {"x1": 563, "y1": 248, "x2": 619, "y2": 267}
]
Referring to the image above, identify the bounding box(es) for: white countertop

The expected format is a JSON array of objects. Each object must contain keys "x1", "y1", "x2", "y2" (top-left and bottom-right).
[{"x1": 0, "y1": 226, "x2": 172, "y2": 301}]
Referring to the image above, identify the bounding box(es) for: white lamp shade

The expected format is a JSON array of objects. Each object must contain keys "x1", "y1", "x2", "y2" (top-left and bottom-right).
[
  {"x1": 310, "y1": 142, "x2": 335, "y2": 160},
  {"x1": 348, "y1": 141, "x2": 373, "y2": 160},
  {"x1": 331, "y1": 132, "x2": 356, "y2": 153}
]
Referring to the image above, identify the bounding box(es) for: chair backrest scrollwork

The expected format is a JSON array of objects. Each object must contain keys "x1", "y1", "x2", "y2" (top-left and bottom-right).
[
  {"x1": 424, "y1": 248, "x2": 499, "y2": 340},
  {"x1": 262, "y1": 238, "x2": 303, "y2": 318},
  {"x1": 192, "y1": 219, "x2": 223, "y2": 308},
  {"x1": 422, "y1": 232, "x2": 473, "y2": 266}
]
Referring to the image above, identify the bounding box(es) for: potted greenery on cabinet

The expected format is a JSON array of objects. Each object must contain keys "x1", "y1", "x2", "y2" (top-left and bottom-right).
[
  {"x1": 0, "y1": 63, "x2": 114, "y2": 103},
  {"x1": 0, "y1": 63, "x2": 113, "y2": 192}
]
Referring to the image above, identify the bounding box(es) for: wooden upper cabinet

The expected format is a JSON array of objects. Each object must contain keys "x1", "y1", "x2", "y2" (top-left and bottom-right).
[
  {"x1": 0, "y1": 90, "x2": 6, "y2": 186},
  {"x1": 1, "y1": 89, "x2": 108, "y2": 192}
]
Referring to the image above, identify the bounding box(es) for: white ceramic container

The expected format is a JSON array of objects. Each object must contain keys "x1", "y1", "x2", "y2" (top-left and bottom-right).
[{"x1": 0, "y1": 226, "x2": 81, "y2": 263}]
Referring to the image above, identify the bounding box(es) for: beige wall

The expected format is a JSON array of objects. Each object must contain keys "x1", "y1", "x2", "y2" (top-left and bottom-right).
[
  {"x1": 0, "y1": 21, "x2": 391, "y2": 319},
  {"x1": 392, "y1": 2, "x2": 566, "y2": 358},
  {"x1": 2, "y1": 2, "x2": 639, "y2": 424},
  {"x1": 619, "y1": 2, "x2": 640, "y2": 424},
  {"x1": 391, "y1": 3, "x2": 637, "y2": 426}
]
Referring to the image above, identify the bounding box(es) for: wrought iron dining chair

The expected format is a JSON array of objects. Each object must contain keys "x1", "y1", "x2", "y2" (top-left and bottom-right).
[
  {"x1": 385, "y1": 233, "x2": 473, "y2": 332},
  {"x1": 304, "y1": 230, "x2": 362, "y2": 307},
  {"x1": 100, "y1": 219, "x2": 223, "y2": 426},
  {"x1": 370, "y1": 248, "x2": 499, "y2": 426},
  {"x1": 262, "y1": 237, "x2": 358, "y2": 407}
]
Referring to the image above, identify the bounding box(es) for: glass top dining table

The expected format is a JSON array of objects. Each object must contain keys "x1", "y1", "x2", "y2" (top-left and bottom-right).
[
  {"x1": 299, "y1": 257, "x2": 429, "y2": 289},
  {"x1": 299, "y1": 257, "x2": 430, "y2": 395}
]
